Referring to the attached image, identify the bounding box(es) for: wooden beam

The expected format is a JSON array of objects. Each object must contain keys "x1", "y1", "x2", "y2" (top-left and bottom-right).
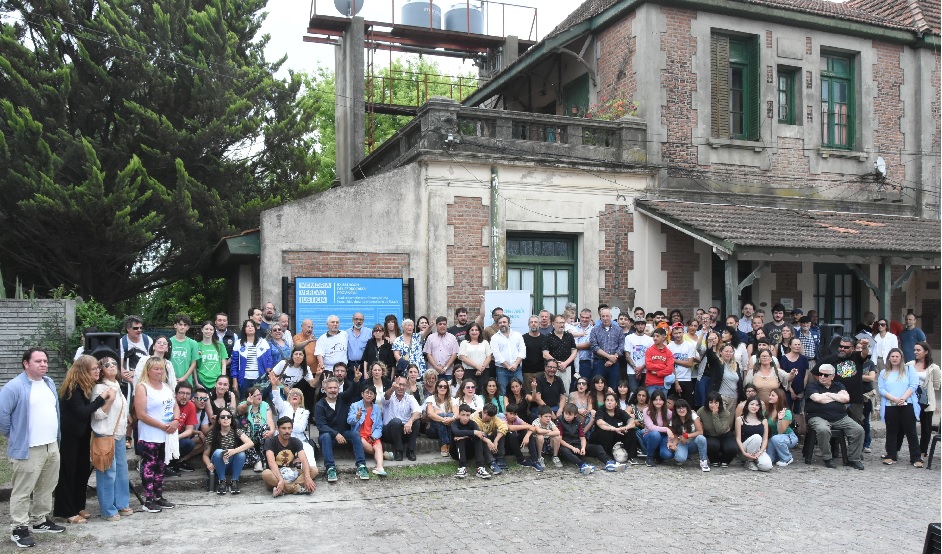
[
  {"x1": 846, "y1": 264, "x2": 880, "y2": 297},
  {"x1": 738, "y1": 261, "x2": 769, "y2": 293},
  {"x1": 891, "y1": 265, "x2": 917, "y2": 291}
]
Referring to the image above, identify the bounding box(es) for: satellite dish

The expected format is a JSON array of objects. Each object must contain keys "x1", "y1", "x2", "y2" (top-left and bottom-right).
[
  {"x1": 874, "y1": 156, "x2": 886, "y2": 179},
  {"x1": 334, "y1": 0, "x2": 364, "y2": 16}
]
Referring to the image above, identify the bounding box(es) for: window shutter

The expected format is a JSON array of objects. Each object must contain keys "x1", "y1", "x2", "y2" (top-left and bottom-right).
[
  {"x1": 746, "y1": 35, "x2": 760, "y2": 140},
  {"x1": 711, "y1": 34, "x2": 730, "y2": 138}
]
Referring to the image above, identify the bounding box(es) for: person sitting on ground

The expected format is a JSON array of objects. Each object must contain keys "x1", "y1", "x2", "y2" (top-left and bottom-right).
[
  {"x1": 502, "y1": 377, "x2": 529, "y2": 426},
  {"x1": 269, "y1": 376, "x2": 316, "y2": 472},
  {"x1": 236, "y1": 385, "x2": 276, "y2": 473},
  {"x1": 263, "y1": 417, "x2": 317, "y2": 497},
  {"x1": 203, "y1": 407, "x2": 254, "y2": 495},
  {"x1": 347, "y1": 385, "x2": 387, "y2": 476},
  {"x1": 804, "y1": 364, "x2": 865, "y2": 470},
  {"x1": 471, "y1": 403, "x2": 508, "y2": 475},
  {"x1": 557, "y1": 402, "x2": 614, "y2": 474},
  {"x1": 192, "y1": 387, "x2": 214, "y2": 435},
  {"x1": 668, "y1": 399, "x2": 709, "y2": 472},
  {"x1": 315, "y1": 376, "x2": 369, "y2": 482},
  {"x1": 521, "y1": 405, "x2": 561, "y2": 472},
  {"x1": 167, "y1": 381, "x2": 204, "y2": 475},
  {"x1": 498, "y1": 403, "x2": 533, "y2": 467},
  {"x1": 764, "y1": 388, "x2": 797, "y2": 467},
  {"x1": 735, "y1": 397, "x2": 772, "y2": 472},
  {"x1": 453, "y1": 378, "x2": 485, "y2": 417},
  {"x1": 449, "y1": 403, "x2": 490, "y2": 479},
  {"x1": 591, "y1": 392, "x2": 640, "y2": 469},
  {"x1": 697, "y1": 391, "x2": 738, "y2": 467},
  {"x1": 642, "y1": 389, "x2": 676, "y2": 467},
  {"x1": 479, "y1": 377, "x2": 504, "y2": 413},
  {"x1": 424, "y1": 378, "x2": 455, "y2": 457}
]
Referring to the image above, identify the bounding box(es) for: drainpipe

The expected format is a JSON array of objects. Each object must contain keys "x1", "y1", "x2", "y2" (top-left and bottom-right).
[{"x1": 490, "y1": 166, "x2": 506, "y2": 290}]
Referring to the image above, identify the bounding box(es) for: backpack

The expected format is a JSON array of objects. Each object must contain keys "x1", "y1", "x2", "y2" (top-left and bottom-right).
[{"x1": 121, "y1": 334, "x2": 152, "y2": 370}]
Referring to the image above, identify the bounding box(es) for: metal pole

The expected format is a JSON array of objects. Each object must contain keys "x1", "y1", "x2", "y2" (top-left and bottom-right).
[{"x1": 490, "y1": 166, "x2": 506, "y2": 290}]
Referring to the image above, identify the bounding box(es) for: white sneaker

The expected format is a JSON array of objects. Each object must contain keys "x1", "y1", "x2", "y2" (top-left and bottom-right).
[
  {"x1": 775, "y1": 458, "x2": 794, "y2": 467},
  {"x1": 253, "y1": 461, "x2": 263, "y2": 473},
  {"x1": 551, "y1": 456, "x2": 562, "y2": 468},
  {"x1": 700, "y1": 459, "x2": 711, "y2": 472},
  {"x1": 455, "y1": 467, "x2": 468, "y2": 479},
  {"x1": 475, "y1": 467, "x2": 491, "y2": 479},
  {"x1": 747, "y1": 461, "x2": 758, "y2": 471}
]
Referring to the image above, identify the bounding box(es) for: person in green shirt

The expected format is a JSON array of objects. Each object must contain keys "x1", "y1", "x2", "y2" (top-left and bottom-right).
[
  {"x1": 197, "y1": 321, "x2": 228, "y2": 390},
  {"x1": 170, "y1": 314, "x2": 200, "y2": 384}
]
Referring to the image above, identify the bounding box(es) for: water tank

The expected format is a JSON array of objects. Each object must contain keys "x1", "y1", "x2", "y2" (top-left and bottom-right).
[
  {"x1": 401, "y1": 1, "x2": 442, "y2": 29},
  {"x1": 444, "y1": 2, "x2": 483, "y2": 34},
  {"x1": 334, "y1": 0, "x2": 364, "y2": 16}
]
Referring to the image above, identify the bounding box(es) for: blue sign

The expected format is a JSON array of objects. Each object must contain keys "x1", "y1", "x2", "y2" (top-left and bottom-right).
[{"x1": 294, "y1": 278, "x2": 404, "y2": 333}]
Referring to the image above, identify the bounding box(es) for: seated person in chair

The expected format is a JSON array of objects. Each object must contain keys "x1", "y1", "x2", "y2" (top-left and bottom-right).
[{"x1": 805, "y1": 364, "x2": 865, "y2": 470}]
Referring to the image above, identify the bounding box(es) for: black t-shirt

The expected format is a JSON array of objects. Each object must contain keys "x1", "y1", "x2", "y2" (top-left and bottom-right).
[
  {"x1": 763, "y1": 321, "x2": 788, "y2": 346},
  {"x1": 535, "y1": 374, "x2": 566, "y2": 408},
  {"x1": 522, "y1": 333, "x2": 546, "y2": 374},
  {"x1": 448, "y1": 324, "x2": 471, "y2": 344},
  {"x1": 263, "y1": 436, "x2": 305, "y2": 470},
  {"x1": 819, "y1": 352, "x2": 866, "y2": 403},
  {"x1": 596, "y1": 407, "x2": 631, "y2": 428},
  {"x1": 805, "y1": 380, "x2": 849, "y2": 421},
  {"x1": 543, "y1": 332, "x2": 576, "y2": 364}
]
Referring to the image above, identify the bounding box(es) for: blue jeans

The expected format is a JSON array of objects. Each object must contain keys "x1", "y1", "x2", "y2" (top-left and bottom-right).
[
  {"x1": 643, "y1": 431, "x2": 674, "y2": 462},
  {"x1": 626, "y1": 374, "x2": 640, "y2": 395},
  {"x1": 695, "y1": 376, "x2": 712, "y2": 408},
  {"x1": 318, "y1": 429, "x2": 366, "y2": 468},
  {"x1": 673, "y1": 435, "x2": 708, "y2": 464},
  {"x1": 95, "y1": 435, "x2": 130, "y2": 517},
  {"x1": 767, "y1": 432, "x2": 798, "y2": 464},
  {"x1": 426, "y1": 413, "x2": 453, "y2": 445},
  {"x1": 635, "y1": 429, "x2": 647, "y2": 455},
  {"x1": 496, "y1": 366, "x2": 522, "y2": 396},
  {"x1": 591, "y1": 359, "x2": 613, "y2": 385},
  {"x1": 646, "y1": 384, "x2": 665, "y2": 397},
  {"x1": 210, "y1": 449, "x2": 246, "y2": 480}
]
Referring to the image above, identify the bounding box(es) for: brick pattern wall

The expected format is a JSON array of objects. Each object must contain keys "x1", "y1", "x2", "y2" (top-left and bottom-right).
[
  {"x1": 446, "y1": 197, "x2": 488, "y2": 320},
  {"x1": 598, "y1": 204, "x2": 635, "y2": 303},
  {"x1": 0, "y1": 299, "x2": 73, "y2": 384},
  {"x1": 596, "y1": 12, "x2": 636, "y2": 104},
  {"x1": 768, "y1": 137, "x2": 812, "y2": 182},
  {"x1": 660, "y1": 7, "x2": 699, "y2": 168},
  {"x1": 770, "y1": 262, "x2": 803, "y2": 310},
  {"x1": 872, "y1": 41, "x2": 905, "y2": 184},
  {"x1": 659, "y1": 225, "x2": 700, "y2": 317}
]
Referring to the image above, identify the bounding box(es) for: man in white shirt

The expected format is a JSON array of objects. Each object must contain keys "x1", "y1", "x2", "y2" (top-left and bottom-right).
[
  {"x1": 382, "y1": 376, "x2": 422, "y2": 461},
  {"x1": 738, "y1": 302, "x2": 756, "y2": 335},
  {"x1": 315, "y1": 315, "x2": 348, "y2": 373},
  {"x1": 667, "y1": 324, "x2": 698, "y2": 406},
  {"x1": 624, "y1": 318, "x2": 653, "y2": 394},
  {"x1": 490, "y1": 315, "x2": 526, "y2": 396},
  {"x1": 573, "y1": 309, "x2": 594, "y2": 391}
]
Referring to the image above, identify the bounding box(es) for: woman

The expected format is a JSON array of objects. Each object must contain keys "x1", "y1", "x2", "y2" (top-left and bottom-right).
[
  {"x1": 684, "y1": 319, "x2": 700, "y2": 345},
  {"x1": 405, "y1": 364, "x2": 423, "y2": 405},
  {"x1": 196, "y1": 321, "x2": 228, "y2": 391},
  {"x1": 416, "y1": 316, "x2": 430, "y2": 335},
  {"x1": 720, "y1": 326, "x2": 750, "y2": 374},
  {"x1": 133, "y1": 335, "x2": 176, "y2": 387},
  {"x1": 589, "y1": 375, "x2": 609, "y2": 410},
  {"x1": 231, "y1": 320, "x2": 271, "y2": 395},
  {"x1": 503, "y1": 377, "x2": 529, "y2": 425},
  {"x1": 748, "y1": 328, "x2": 767, "y2": 358},
  {"x1": 134, "y1": 357, "x2": 179, "y2": 512},
  {"x1": 871, "y1": 318, "x2": 899, "y2": 368},
  {"x1": 668, "y1": 399, "x2": 709, "y2": 471},
  {"x1": 696, "y1": 331, "x2": 722, "y2": 407},
  {"x1": 91, "y1": 357, "x2": 131, "y2": 521},
  {"x1": 765, "y1": 388, "x2": 797, "y2": 466},
  {"x1": 450, "y1": 365, "x2": 468, "y2": 397},
  {"x1": 480, "y1": 377, "x2": 504, "y2": 413},
  {"x1": 744, "y1": 350, "x2": 792, "y2": 403},
  {"x1": 735, "y1": 397, "x2": 772, "y2": 471},
  {"x1": 909, "y1": 341, "x2": 941, "y2": 458},
  {"x1": 202, "y1": 407, "x2": 254, "y2": 495},
  {"x1": 53, "y1": 355, "x2": 109, "y2": 523},
  {"x1": 615, "y1": 380, "x2": 632, "y2": 411},
  {"x1": 425, "y1": 378, "x2": 456, "y2": 456},
  {"x1": 736, "y1": 384, "x2": 759, "y2": 418},
  {"x1": 780, "y1": 337, "x2": 809, "y2": 412},
  {"x1": 348, "y1": 386, "x2": 387, "y2": 476},
  {"x1": 236, "y1": 386, "x2": 276, "y2": 472},
  {"x1": 209, "y1": 373, "x2": 238, "y2": 417},
  {"x1": 706, "y1": 341, "x2": 742, "y2": 412},
  {"x1": 879, "y1": 348, "x2": 922, "y2": 467},
  {"x1": 590, "y1": 392, "x2": 640, "y2": 467},
  {"x1": 265, "y1": 323, "x2": 293, "y2": 370},
  {"x1": 384, "y1": 314, "x2": 401, "y2": 343},
  {"x1": 363, "y1": 324, "x2": 396, "y2": 372},
  {"x1": 360, "y1": 361, "x2": 391, "y2": 397},
  {"x1": 192, "y1": 387, "x2": 214, "y2": 435},
  {"x1": 775, "y1": 325, "x2": 795, "y2": 360},
  {"x1": 668, "y1": 309, "x2": 684, "y2": 326},
  {"x1": 271, "y1": 346, "x2": 318, "y2": 395},
  {"x1": 630, "y1": 388, "x2": 649, "y2": 455},
  {"x1": 697, "y1": 391, "x2": 738, "y2": 467},
  {"x1": 569, "y1": 377, "x2": 594, "y2": 427},
  {"x1": 269, "y1": 376, "x2": 319, "y2": 476},
  {"x1": 452, "y1": 379, "x2": 484, "y2": 416},
  {"x1": 458, "y1": 323, "x2": 492, "y2": 390},
  {"x1": 392, "y1": 318, "x2": 426, "y2": 375},
  {"x1": 419, "y1": 368, "x2": 438, "y2": 406},
  {"x1": 642, "y1": 390, "x2": 673, "y2": 466}
]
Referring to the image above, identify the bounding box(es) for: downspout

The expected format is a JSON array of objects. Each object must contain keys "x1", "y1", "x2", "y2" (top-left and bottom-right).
[{"x1": 491, "y1": 166, "x2": 506, "y2": 290}]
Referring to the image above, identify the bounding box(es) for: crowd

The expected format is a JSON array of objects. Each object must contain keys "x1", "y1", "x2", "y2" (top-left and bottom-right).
[{"x1": 0, "y1": 299, "x2": 937, "y2": 547}]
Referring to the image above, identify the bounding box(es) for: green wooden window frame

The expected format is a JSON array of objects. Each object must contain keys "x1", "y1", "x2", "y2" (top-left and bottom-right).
[
  {"x1": 506, "y1": 235, "x2": 577, "y2": 315},
  {"x1": 711, "y1": 33, "x2": 759, "y2": 140},
  {"x1": 821, "y1": 54, "x2": 854, "y2": 149},
  {"x1": 777, "y1": 69, "x2": 797, "y2": 125}
]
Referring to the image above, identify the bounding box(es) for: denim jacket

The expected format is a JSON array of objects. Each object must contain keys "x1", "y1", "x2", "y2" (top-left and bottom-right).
[
  {"x1": 347, "y1": 400, "x2": 383, "y2": 440},
  {"x1": 0, "y1": 372, "x2": 60, "y2": 459}
]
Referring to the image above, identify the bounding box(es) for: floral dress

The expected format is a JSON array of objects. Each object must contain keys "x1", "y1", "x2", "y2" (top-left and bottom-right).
[
  {"x1": 392, "y1": 333, "x2": 427, "y2": 374},
  {"x1": 237, "y1": 400, "x2": 271, "y2": 468}
]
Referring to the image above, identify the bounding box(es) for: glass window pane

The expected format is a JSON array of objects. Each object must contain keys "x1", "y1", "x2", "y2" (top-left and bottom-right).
[
  {"x1": 836, "y1": 82, "x2": 848, "y2": 103},
  {"x1": 556, "y1": 241, "x2": 568, "y2": 257},
  {"x1": 556, "y1": 270, "x2": 569, "y2": 295},
  {"x1": 532, "y1": 240, "x2": 541, "y2": 255},
  {"x1": 507, "y1": 240, "x2": 519, "y2": 257},
  {"x1": 542, "y1": 242, "x2": 555, "y2": 257},
  {"x1": 520, "y1": 269, "x2": 534, "y2": 294},
  {"x1": 508, "y1": 269, "x2": 520, "y2": 290},
  {"x1": 522, "y1": 241, "x2": 533, "y2": 256},
  {"x1": 543, "y1": 297, "x2": 555, "y2": 313},
  {"x1": 543, "y1": 270, "x2": 555, "y2": 296},
  {"x1": 731, "y1": 67, "x2": 743, "y2": 89}
]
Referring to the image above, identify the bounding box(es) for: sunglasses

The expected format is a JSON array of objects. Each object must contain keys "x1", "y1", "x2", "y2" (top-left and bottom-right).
[
  {"x1": 130, "y1": 326, "x2": 143, "y2": 331},
  {"x1": 437, "y1": 385, "x2": 448, "y2": 389},
  {"x1": 194, "y1": 396, "x2": 209, "y2": 401},
  {"x1": 465, "y1": 385, "x2": 476, "y2": 390},
  {"x1": 102, "y1": 361, "x2": 117, "y2": 368},
  {"x1": 218, "y1": 415, "x2": 232, "y2": 420}
]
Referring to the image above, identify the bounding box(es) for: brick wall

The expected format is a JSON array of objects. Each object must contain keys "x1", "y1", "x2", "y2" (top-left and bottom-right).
[
  {"x1": 446, "y1": 197, "x2": 488, "y2": 320},
  {"x1": 598, "y1": 204, "x2": 635, "y2": 305},
  {"x1": 0, "y1": 299, "x2": 74, "y2": 384},
  {"x1": 660, "y1": 7, "x2": 699, "y2": 168},
  {"x1": 872, "y1": 41, "x2": 905, "y2": 184},
  {"x1": 770, "y1": 262, "x2": 803, "y2": 310},
  {"x1": 659, "y1": 224, "x2": 700, "y2": 316},
  {"x1": 597, "y1": 12, "x2": 636, "y2": 104}
]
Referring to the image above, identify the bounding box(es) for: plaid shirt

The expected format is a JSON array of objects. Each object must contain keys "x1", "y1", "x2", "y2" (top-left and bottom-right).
[
  {"x1": 797, "y1": 328, "x2": 820, "y2": 359},
  {"x1": 589, "y1": 324, "x2": 624, "y2": 359}
]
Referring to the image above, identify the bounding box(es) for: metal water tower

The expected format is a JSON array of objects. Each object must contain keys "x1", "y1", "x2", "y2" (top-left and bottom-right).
[{"x1": 401, "y1": 0, "x2": 442, "y2": 29}]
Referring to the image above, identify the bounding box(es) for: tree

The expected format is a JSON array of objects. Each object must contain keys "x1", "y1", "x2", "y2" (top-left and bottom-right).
[{"x1": 0, "y1": 0, "x2": 321, "y2": 308}]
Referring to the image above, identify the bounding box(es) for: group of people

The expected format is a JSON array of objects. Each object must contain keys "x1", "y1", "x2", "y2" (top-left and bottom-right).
[{"x1": 1, "y1": 299, "x2": 936, "y2": 547}]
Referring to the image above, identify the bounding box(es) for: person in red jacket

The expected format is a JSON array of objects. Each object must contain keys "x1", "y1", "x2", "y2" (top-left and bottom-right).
[{"x1": 645, "y1": 328, "x2": 675, "y2": 397}]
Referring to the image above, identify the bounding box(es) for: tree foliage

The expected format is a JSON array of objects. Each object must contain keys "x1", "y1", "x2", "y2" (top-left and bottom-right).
[{"x1": 0, "y1": 0, "x2": 321, "y2": 308}]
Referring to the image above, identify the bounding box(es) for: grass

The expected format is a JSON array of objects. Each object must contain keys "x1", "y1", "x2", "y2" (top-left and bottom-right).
[
  {"x1": 384, "y1": 459, "x2": 530, "y2": 480},
  {"x1": 0, "y1": 435, "x2": 11, "y2": 486}
]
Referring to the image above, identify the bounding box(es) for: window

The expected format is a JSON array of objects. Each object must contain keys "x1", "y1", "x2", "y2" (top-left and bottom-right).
[
  {"x1": 814, "y1": 263, "x2": 860, "y2": 346},
  {"x1": 821, "y1": 54, "x2": 854, "y2": 149},
  {"x1": 506, "y1": 236, "x2": 576, "y2": 315},
  {"x1": 777, "y1": 68, "x2": 797, "y2": 125},
  {"x1": 711, "y1": 33, "x2": 759, "y2": 140}
]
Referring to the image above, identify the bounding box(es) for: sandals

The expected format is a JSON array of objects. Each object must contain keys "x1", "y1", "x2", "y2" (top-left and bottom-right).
[
  {"x1": 913, "y1": 460, "x2": 925, "y2": 468},
  {"x1": 882, "y1": 458, "x2": 896, "y2": 465},
  {"x1": 66, "y1": 515, "x2": 87, "y2": 524},
  {"x1": 125, "y1": 437, "x2": 133, "y2": 450},
  {"x1": 78, "y1": 510, "x2": 92, "y2": 519}
]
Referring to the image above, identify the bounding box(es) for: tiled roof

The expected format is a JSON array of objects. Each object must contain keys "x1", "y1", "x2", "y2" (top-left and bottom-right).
[
  {"x1": 547, "y1": 0, "x2": 938, "y2": 38},
  {"x1": 635, "y1": 199, "x2": 942, "y2": 257}
]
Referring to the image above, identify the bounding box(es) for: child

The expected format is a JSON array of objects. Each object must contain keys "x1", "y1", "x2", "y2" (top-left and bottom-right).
[
  {"x1": 521, "y1": 405, "x2": 561, "y2": 472},
  {"x1": 472, "y1": 404, "x2": 508, "y2": 475},
  {"x1": 449, "y1": 404, "x2": 491, "y2": 479},
  {"x1": 346, "y1": 385, "x2": 387, "y2": 476},
  {"x1": 557, "y1": 403, "x2": 595, "y2": 474},
  {"x1": 498, "y1": 403, "x2": 534, "y2": 467}
]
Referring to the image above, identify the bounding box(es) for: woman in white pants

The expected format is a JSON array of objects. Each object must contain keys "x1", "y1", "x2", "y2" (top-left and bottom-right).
[{"x1": 735, "y1": 397, "x2": 772, "y2": 471}]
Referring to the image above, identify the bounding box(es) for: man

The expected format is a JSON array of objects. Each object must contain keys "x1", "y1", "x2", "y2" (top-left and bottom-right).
[
  {"x1": 169, "y1": 314, "x2": 200, "y2": 384},
  {"x1": 855, "y1": 311, "x2": 877, "y2": 337},
  {"x1": 738, "y1": 302, "x2": 756, "y2": 334},
  {"x1": 424, "y1": 316, "x2": 460, "y2": 377},
  {"x1": 537, "y1": 310, "x2": 553, "y2": 335},
  {"x1": 700, "y1": 312, "x2": 716, "y2": 336},
  {"x1": 652, "y1": 311, "x2": 669, "y2": 332},
  {"x1": 589, "y1": 308, "x2": 624, "y2": 386},
  {"x1": 382, "y1": 375, "x2": 422, "y2": 461},
  {"x1": 260, "y1": 302, "x2": 277, "y2": 334},
  {"x1": 293, "y1": 319, "x2": 318, "y2": 370},
  {"x1": 497, "y1": 403, "x2": 534, "y2": 467},
  {"x1": 263, "y1": 417, "x2": 317, "y2": 496},
  {"x1": 168, "y1": 382, "x2": 203, "y2": 474},
  {"x1": 633, "y1": 306, "x2": 646, "y2": 322},
  {"x1": 616, "y1": 312, "x2": 633, "y2": 381},
  {"x1": 532, "y1": 360, "x2": 567, "y2": 420},
  {"x1": 483, "y1": 306, "x2": 503, "y2": 342},
  {"x1": 314, "y1": 316, "x2": 348, "y2": 373},
  {"x1": 899, "y1": 313, "x2": 926, "y2": 363},
  {"x1": 797, "y1": 316, "x2": 821, "y2": 367},
  {"x1": 490, "y1": 315, "x2": 525, "y2": 395},
  {"x1": 521, "y1": 315, "x2": 545, "y2": 384},
  {"x1": 472, "y1": 403, "x2": 509, "y2": 474},
  {"x1": 624, "y1": 317, "x2": 653, "y2": 394},
  {"x1": 748, "y1": 315, "x2": 764, "y2": 344},
  {"x1": 667, "y1": 323, "x2": 698, "y2": 406},
  {"x1": 708, "y1": 306, "x2": 720, "y2": 326},
  {"x1": 119, "y1": 315, "x2": 152, "y2": 375},
  {"x1": 763, "y1": 304, "x2": 789, "y2": 346},
  {"x1": 807, "y1": 310, "x2": 820, "y2": 330},
  {"x1": 0, "y1": 349, "x2": 67, "y2": 547},
  {"x1": 314, "y1": 376, "x2": 369, "y2": 482},
  {"x1": 791, "y1": 308, "x2": 804, "y2": 330},
  {"x1": 804, "y1": 364, "x2": 865, "y2": 470},
  {"x1": 346, "y1": 312, "x2": 369, "y2": 375},
  {"x1": 277, "y1": 313, "x2": 292, "y2": 338},
  {"x1": 542, "y1": 314, "x2": 577, "y2": 392},
  {"x1": 818, "y1": 335, "x2": 872, "y2": 425},
  {"x1": 573, "y1": 309, "x2": 594, "y2": 391},
  {"x1": 448, "y1": 307, "x2": 472, "y2": 343},
  {"x1": 247, "y1": 306, "x2": 264, "y2": 329},
  {"x1": 644, "y1": 328, "x2": 675, "y2": 396},
  {"x1": 214, "y1": 313, "x2": 237, "y2": 371},
  {"x1": 725, "y1": 315, "x2": 751, "y2": 348}
]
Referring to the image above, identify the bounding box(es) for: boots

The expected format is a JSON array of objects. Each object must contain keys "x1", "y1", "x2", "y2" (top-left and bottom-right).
[
  {"x1": 229, "y1": 480, "x2": 241, "y2": 495},
  {"x1": 216, "y1": 479, "x2": 228, "y2": 495}
]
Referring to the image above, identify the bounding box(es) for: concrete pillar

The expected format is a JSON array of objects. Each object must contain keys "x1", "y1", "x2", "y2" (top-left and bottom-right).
[{"x1": 335, "y1": 16, "x2": 365, "y2": 186}]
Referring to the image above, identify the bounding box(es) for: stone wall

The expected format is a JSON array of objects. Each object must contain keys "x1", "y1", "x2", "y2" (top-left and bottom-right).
[{"x1": 0, "y1": 299, "x2": 75, "y2": 385}]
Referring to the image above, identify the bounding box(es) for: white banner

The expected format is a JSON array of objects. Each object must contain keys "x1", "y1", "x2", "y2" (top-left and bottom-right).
[{"x1": 484, "y1": 290, "x2": 532, "y2": 335}]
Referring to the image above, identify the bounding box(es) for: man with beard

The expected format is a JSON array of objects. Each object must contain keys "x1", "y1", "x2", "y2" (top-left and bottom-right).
[{"x1": 817, "y1": 335, "x2": 872, "y2": 425}]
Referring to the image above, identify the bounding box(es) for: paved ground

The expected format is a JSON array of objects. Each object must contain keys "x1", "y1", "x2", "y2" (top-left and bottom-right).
[{"x1": 2, "y1": 448, "x2": 938, "y2": 554}]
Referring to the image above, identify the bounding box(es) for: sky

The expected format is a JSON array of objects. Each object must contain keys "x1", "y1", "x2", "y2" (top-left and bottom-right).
[{"x1": 259, "y1": 1, "x2": 574, "y2": 77}]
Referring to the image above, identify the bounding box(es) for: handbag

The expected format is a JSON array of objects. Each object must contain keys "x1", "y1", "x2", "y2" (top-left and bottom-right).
[{"x1": 91, "y1": 394, "x2": 123, "y2": 472}]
